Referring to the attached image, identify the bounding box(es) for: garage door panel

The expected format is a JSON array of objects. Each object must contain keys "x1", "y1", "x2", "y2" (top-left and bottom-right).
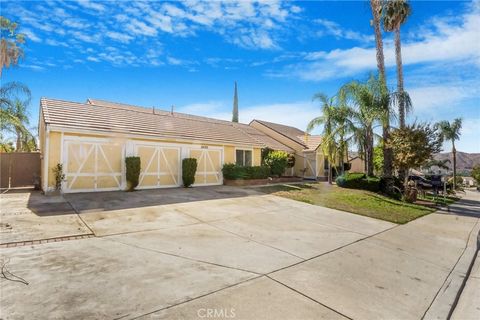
[
  {"x1": 135, "y1": 144, "x2": 180, "y2": 188},
  {"x1": 68, "y1": 176, "x2": 95, "y2": 190},
  {"x1": 188, "y1": 148, "x2": 223, "y2": 186},
  {"x1": 64, "y1": 140, "x2": 123, "y2": 192},
  {"x1": 159, "y1": 175, "x2": 176, "y2": 186},
  {"x1": 97, "y1": 175, "x2": 121, "y2": 188}
]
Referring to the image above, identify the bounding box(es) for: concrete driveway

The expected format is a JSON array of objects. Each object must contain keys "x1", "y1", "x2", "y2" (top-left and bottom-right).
[{"x1": 1, "y1": 186, "x2": 478, "y2": 319}]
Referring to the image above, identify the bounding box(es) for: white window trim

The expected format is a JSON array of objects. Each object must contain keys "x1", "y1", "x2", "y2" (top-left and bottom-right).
[{"x1": 234, "y1": 147, "x2": 253, "y2": 166}]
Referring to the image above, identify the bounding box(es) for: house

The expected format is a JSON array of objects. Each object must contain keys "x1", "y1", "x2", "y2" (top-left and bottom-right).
[{"x1": 39, "y1": 98, "x2": 328, "y2": 193}]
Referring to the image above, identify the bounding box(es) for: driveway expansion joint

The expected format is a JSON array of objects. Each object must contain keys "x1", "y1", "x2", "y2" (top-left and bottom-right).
[{"x1": 0, "y1": 233, "x2": 95, "y2": 248}]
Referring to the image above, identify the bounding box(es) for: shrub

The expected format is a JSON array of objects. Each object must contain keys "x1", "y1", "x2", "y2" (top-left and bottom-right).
[
  {"x1": 125, "y1": 156, "x2": 141, "y2": 191},
  {"x1": 182, "y1": 158, "x2": 197, "y2": 187},
  {"x1": 336, "y1": 172, "x2": 380, "y2": 192},
  {"x1": 52, "y1": 163, "x2": 65, "y2": 191},
  {"x1": 264, "y1": 150, "x2": 288, "y2": 176},
  {"x1": 222, "y1": 164, "x2": 270, "y2": 180}
]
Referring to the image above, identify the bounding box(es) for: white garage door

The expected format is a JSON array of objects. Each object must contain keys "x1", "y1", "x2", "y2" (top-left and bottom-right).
[
  {"x1": 188, "y1": 148, "x2": 223, "y2": 186},
  {"x1": 134, "y1": 143, "x2": 181, "y2": 188},
  {"x1": 63, "y1": 138, "x2": 124, "y2": 192}
]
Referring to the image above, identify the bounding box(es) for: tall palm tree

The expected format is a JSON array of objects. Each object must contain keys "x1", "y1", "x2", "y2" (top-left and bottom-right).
[
  {"x1": 436, "y1": 119, "x2": 462, "y2": 189},
  {"x1": 382, "y1": 0, "x2": 411, "y2": 129},
  {"x1": 307, "y1": 93, "x2": 338, "y2": 184},
  {"x1": 369, "y1": 0, "x2": 393, "y2": 182}
]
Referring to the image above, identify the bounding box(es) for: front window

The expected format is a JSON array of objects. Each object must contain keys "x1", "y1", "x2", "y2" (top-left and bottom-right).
[{"x1": 236, "y1": 149, "x2": 252, "y2": 166}]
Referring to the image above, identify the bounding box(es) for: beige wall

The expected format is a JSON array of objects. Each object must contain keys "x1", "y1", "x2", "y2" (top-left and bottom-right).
[{"x1": 349, "y1": 157, "x2": 365, "y2": 173}]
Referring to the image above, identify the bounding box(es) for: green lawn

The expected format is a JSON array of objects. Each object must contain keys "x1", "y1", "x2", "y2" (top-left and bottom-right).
[
  {"x1": 418, "y1": 193, "x2": 460, "y2": 206},
  {"x1": 255, "y1": 183, "x2": 437, "y2": 224}
]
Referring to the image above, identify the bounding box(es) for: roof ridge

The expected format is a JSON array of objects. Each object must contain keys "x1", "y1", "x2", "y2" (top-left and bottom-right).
[
  {"x1": 252, "y1": 119, "x2": 307, "y2": 148},
  {"x1": 87, "y1": 98, "x2": 252, "y2": 128}
]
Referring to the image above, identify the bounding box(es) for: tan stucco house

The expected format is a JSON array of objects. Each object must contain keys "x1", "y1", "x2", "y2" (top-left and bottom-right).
[{"x1": 39, "y1": 98, "x2": 327, "y2": 193}]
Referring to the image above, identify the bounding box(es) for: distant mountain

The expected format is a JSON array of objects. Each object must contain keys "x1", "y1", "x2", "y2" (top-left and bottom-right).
[{"x1": 433, "y1": 152, "x2": 480, "y2": 172}]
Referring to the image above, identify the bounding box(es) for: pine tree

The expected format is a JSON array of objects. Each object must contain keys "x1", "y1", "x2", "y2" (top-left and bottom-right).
[{"x1": 232, "y1": 81, "x2": 238, "y2": 122}]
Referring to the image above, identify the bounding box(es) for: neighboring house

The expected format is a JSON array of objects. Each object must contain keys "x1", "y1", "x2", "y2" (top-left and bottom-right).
[
  {"x1": 347, "y1": 152, "x2": 365, "y2": 173},
  {"x1": 250, "y1": 120, "x2": 324, "y2": 179},
  {"x1": 38, "y1": 98, "x2": 331, "y2": 193}
]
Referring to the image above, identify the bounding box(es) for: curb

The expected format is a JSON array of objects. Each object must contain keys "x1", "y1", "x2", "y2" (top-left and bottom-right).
[{"x1": 423, "y1": 219, "x2": 480, "y2": 320}]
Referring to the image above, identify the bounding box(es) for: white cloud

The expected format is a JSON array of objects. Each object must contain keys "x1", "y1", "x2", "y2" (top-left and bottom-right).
[
  {"x1": 76, "y1": 0, "x2": 105, "y2": 13},
  {"x1": 314, "y1": 18, "x2": 373, "y2": 43},
  {"x1": 21, "y1": 28, "x2": 41, "y2": 42},
  {"x1": 276, "y1": 5, "x2": 480, "y2": 81},
  {"x1": 178, "y1": 100, "x2": 321, "y2": 133},
  {"x1": 86, "y1": 56, "x2": 100, "y2": 62},
  {"x1": 105, "y1": 31, "x2": 133, "y2": 43}
]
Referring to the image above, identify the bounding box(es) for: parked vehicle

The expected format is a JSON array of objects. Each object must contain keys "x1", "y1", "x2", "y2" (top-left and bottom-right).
[{"x1": 408, "y1": 175, "x2": 433, "y2": 188}]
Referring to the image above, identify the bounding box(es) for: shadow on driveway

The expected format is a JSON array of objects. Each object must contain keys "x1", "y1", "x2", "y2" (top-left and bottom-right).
[{"x1": 42, "y1": 185, "x2": 261, "y2": 215}]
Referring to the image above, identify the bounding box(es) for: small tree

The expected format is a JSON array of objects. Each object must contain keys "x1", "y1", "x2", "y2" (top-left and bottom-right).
[
  {"x1": 182, "y1": 158, "x2": 197, "y2": 187},
  {"x1": 125, "y1": 156, "x2": 141, "y2": 191},
  {"x1": 386, "y1": 123, "x2": 441, "y2": 186},
  {"x1": 264, "y1": 150, "x2": 288, "y2": 176},
  {"x1": 261, "y1": 147, "x2": 273, "y2": 165},
  {"x1": 471, "y1": 165, "x2": 480, "y2": 185},
  {"x1": 52, "y1": 163, "x2": 65, "y2": 191}
]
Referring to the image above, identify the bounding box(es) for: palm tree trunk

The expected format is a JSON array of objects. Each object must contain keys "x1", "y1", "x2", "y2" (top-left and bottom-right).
[
  {"x1": 370, "y1": 0, "x2": 393, "y2": 181},
  {"x1": 367, "y1": 130, "x2": 374, "y2": 177},
  {"x1": 370, "y1": 0, "x2": 386, "y2": 81},
  {"x1": 15, "y1": 128, "x2": 22, "y2": 151},
  {"x1": 328, "y1": 161, "x2": 332, "y2": 184},
  {"x1": 452, "y1": 141, "x2": 457, "y2": 191},
  {"x1": 395, "y1": 28, "x2": 405, "y2": 128}
]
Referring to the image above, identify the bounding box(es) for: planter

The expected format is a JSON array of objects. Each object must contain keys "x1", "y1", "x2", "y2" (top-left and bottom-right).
[{"x1": 224, "y1": 176, "x2": 303, "y2": 186}]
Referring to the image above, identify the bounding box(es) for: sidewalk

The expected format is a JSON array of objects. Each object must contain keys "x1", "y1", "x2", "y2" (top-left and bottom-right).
[{"x1": 452, "y1": 251, "x2": 480, "y2": 320}]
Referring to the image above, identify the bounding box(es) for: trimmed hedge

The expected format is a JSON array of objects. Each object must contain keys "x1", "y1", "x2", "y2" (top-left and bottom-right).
[
  {"x1": 222, "y1": 164, "x2": 270, "y2": 180},
  {"x1": 336, "y1": 172, "x2": 380, "y2": 192},
  {"x1": 182, "y1": 158, "x2": 197, "y2": 187},
  {"x1": 125, "y1": 156, "x2": 141, "y2": 191}
]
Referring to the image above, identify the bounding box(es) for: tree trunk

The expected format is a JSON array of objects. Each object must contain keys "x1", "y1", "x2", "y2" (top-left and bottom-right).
[
  {"x1": 370, "y1": 0, "x2": 392, "y2": 181},
  {"x1": 366, "y1": 130, "x2": 374, "y2": 177},
  {"x1": 328, "y1": 161, "x2": 332, "y2": 184},
  {"x1": 15, "y1": 128, "x2": 22, "y2": 151},
  {"x1": 370, "y1": 0, "x2": 386, "y2": 81},
  {"x1": 452, "y1": 141, "x2": 457, "y2": 191},
  {"x1": 395, "y1": 28, "x2": 405, "y2": 128}
]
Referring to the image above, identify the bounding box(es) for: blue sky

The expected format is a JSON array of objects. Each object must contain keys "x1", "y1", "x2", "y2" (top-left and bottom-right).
[{"x1": 2, "y1": 0, "x2": 479, "y2": 153}]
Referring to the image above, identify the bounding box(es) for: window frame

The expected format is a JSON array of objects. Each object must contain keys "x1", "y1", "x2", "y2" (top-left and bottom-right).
[{"x1": 235, "y1": 148, "x2": 253, "y2": 167}]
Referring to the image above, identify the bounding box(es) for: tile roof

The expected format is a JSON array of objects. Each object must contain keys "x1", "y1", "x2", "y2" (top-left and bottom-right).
[
  {"x1": 41, "y1": 98, "x2": 295, "y2": 151},
  {"x1": 41, "y1": 98, "x2": 263, "y2": 146},
  {"x1": 87, "y1": 99, "x2": 293, "y2": 152},
  {"x1": 252, "y1": 119, "x2": 322, "y2": 151}
]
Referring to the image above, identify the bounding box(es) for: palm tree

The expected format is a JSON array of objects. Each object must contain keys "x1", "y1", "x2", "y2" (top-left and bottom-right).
[
  {"x1": 342, "y1": 75, "x2": 387, "y2": 176},
  {"x1": 331, "y1": 98, "x2": 356, "y2": 176},
  {"x1": 436, "y1": 119, "x2": 462, "y2": 189},
  {"x1": 307, "y1": 93, "x2": 338, "y2": 184},
  {"x1": 369, "y1": 0, "x2": 393, "y2": 183},
  {"x1": 1, "y1": 16, "x2": 26, "y2": 76},
  {"x1": 382, "y1": 0, "x2": 411, "y2": 129},
  {"x1": 0, "y1": 81, "x2": 32, "y2": 151}
]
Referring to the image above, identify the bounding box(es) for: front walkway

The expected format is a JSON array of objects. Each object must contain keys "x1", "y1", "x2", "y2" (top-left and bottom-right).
[{"x1": 0, "y1": 187, "x2": 478, "y2": 319}]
